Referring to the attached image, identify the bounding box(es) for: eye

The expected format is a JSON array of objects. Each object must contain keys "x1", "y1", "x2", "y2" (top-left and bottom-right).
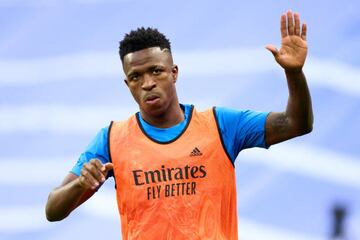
[
  {"x1": 129, "y1": 74, "x2": 139, "y2": 81},
  {"x1": 152, "y1": 68, "x2": 162, "y2": 75}
]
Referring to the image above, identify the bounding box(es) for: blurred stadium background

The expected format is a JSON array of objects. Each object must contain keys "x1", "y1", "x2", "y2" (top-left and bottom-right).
[{"x1": 0, "y1": 0, "x2": 359, "y2": 239}]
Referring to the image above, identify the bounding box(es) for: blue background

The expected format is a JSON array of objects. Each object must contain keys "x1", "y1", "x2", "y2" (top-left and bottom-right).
[{"x1": 0, "y1": 0, "x2": 359, "y2": 239}]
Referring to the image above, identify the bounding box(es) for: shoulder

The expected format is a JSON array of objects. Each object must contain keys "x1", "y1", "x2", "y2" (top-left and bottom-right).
[
  {"x1": 71, "y1": 123, "x2": 112, "y2": 176},
  {"x1": 213, "y1": 106, "x2": 247, "y2": 128},
  {"x1": 89, "y1": 124, "x2": 111, "y2": 146},
  {"x1": 214, "y1": 106, "x2": 269, "y2": 126},
  {"x1": 213, "y1": 106, "x2": 269, "y2": 145},
  {"x1": 214, "y1": 106, "x2": 261, "y2": 118}
]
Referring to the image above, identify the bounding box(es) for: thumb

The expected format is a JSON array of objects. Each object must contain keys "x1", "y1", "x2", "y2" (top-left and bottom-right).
[
  {"x1": 265, "y1": 44, "x2": 279, "y2": 58},
  {"x1": 102, "y1": 163, "x2": 113, "y2": 172}
]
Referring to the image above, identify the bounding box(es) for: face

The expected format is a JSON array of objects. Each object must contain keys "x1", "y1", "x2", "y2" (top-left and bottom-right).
[{"x1": 123, "y1": 47, "x2": 179, "y2": 117}]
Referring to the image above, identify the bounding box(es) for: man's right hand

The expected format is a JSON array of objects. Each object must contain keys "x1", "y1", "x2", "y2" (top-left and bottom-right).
[
  {"x1": 46, "y1": 159, "x2": 113, "y2": 221},
  {"x1": 78, "y1": 159, "x2": 113, "y2": 190}
]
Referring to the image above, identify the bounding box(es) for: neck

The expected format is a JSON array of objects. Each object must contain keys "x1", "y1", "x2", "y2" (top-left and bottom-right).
[{"x1": 140, "y1": 100, "x2": 184, "y2": 128}]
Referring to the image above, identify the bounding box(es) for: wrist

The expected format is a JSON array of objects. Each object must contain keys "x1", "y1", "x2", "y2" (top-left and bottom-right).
[{"x1": 284, "y1": 68, "x2": 303, "y2": 75}]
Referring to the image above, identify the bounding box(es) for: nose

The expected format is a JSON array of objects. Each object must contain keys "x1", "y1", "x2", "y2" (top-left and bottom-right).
[{"x1": 141, "y1": 73, "x2": 156, "y2": 91}]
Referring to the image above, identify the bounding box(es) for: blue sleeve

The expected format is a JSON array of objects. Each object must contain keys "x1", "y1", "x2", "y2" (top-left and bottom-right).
[
  {"x1": 214, "y1": 107, "x2": 270, "y2": 163},
  {"x1": 71, "y1": 125, "x2": 111, "y2": 176}
]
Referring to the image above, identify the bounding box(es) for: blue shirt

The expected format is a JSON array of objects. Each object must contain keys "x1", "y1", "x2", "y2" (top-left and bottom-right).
[{"x1": 71, "y1": 104, "x2": 269, "y2": 176}]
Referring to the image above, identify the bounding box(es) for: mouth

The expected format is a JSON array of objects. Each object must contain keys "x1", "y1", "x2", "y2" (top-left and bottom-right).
[{"x1": 144, "y1": 94, "x2": 160, "y2": 104}]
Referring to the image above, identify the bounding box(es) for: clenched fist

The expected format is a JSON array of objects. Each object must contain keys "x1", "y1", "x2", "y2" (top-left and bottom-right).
[{"x1": 78, "y1": 159, "x2": 113, "y2": 190}]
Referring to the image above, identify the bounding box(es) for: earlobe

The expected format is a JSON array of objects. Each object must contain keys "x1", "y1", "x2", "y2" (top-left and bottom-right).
[{"x1": 172, "y1": 65, "x2": 178, "y2": 83}]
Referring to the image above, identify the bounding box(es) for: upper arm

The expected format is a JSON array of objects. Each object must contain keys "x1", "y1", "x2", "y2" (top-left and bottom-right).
[
  {"x1": 63, "y1": 126, "x2": 112, "y2": 208},
  {"x1": 215, "y1": 107, "x2": 269, "y2": 161},
  {"x1": 71, "y1": 125, "x2": 112, "y2": 177},
  {"x1": 265, "y1": 112, "x2": 298, "y2": 146}
]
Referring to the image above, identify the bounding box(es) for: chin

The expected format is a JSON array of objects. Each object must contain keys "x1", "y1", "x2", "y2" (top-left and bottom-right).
[
  {"x1": 141, "y1": 103, "x2": 167, "y2": 117},
  {"x1": 147, "y1": 107, "x2": 167, "y2": 117}
]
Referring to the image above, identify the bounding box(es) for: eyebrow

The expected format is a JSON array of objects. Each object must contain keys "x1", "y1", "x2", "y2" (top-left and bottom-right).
[
  {"x1": 149, "y1": 65, "x2": 165, "y2": 70},
  {"x1": 127, "y1": 64, "x2": 165, "y2": 77},
  {"x1": 126, "y1": 71, "x2": 138, "y2": 78}
]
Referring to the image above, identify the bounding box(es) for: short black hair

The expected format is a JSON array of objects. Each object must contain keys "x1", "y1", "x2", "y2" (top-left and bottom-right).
[{"x1": 119, "y1": 27, "x2": 171, "y2": 62}]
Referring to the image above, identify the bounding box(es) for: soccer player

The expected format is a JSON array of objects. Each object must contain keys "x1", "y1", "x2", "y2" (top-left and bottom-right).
[{"x1": 46, "y1": 10, "x2": 313, "y2": 239}]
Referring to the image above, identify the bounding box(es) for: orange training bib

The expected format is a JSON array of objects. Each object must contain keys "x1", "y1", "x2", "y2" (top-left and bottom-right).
[{"x1": 109, "y1": 106, "x2": 238, "y2": 240}]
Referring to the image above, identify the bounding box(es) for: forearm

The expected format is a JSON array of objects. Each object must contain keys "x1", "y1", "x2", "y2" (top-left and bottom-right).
[
  {"x1": 45, "y1": 178, "x2": 89, "y2": 221},
  {"x1": 46, "y1": 160, "x2": 112, "y2": 221},
  {"x1": 284, "y1": 69, "x2": 313, "y2": 135}
]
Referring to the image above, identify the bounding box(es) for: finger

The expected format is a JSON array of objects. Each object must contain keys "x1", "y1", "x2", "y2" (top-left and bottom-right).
[
  {"x1": 102, "y1": 163, "x2": 114, "y2": 179},
  {"x1": 280, "y1": 14, "x2": 287, "y2": 38},
  {"x1": 90, "y1": 158, "x2": 103, "y2": 169},
  {"x1": 103, "y1": 163, "x2": 114, "y2": 172},
  {"x1": 301, "y1": 23, "x2": 307, "y2": 41},
  {"x1": 83, "y1": 163, "x2": 104, "y2": 187},
  {"x1": 287, "y1": 10, "x2": 294, "y2": 35},
  {"x1": 81, "y1": 168, "x2": 99, "y2": 189},
  {"x1": 91, "y1": 159, "x2": 106, "y2": 181},
  {"x1": 78, "y1": 176, "x2": 93, "y2": 189},
  {"x1": 294, "y1": 12, "x2": 300, "y2": 36},
  {"x1": 89, "y1": 159, "x2": 106, "y2": 182},
  {"x1": 265, "y1": 45, "x2": 279, "y2": 58}
]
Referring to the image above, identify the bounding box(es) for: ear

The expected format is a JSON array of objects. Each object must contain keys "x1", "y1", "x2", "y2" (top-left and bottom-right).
[
  {"x1": 124, "y1": 79, "x2": 129, "y2": 87},
  {"x1": 171, "y1": 65, "x2": 178, "y2": 83}
]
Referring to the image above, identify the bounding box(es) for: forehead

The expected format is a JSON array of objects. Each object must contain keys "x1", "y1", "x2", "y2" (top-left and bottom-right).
[{"x1": 123, "y1": 47, "x2": 172, "y2": 73}]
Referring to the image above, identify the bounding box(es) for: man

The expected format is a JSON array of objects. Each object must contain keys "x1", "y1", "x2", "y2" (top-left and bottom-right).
[{"x1": 46, "y1": 10, "x2": 313, "y2": 239}]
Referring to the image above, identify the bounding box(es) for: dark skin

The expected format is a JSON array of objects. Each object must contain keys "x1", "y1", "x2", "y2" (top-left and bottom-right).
[
  {"x1": 45, "y1": 10, "x2": 313, "y2": 221},
  {"x1": 123, "y1": 47, "x2": 184, "y2": 128},
  {"x1": 265, "y1": 10, "x2": 313, "y2": 143},
  {"x1": 45, "y1": 48, "x2": 184, "y2": 222}
]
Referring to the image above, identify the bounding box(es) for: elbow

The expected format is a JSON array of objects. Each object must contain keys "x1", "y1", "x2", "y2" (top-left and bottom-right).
[
  {"x1": 297, "y1": 122, "x2": 313, "y2": 136},
  {"x1": 45, "y1": 208, "x2": 58, "y2": 222},
  {"x1": 292, "y1": 115, "x2": 313, "y2": 137},
  {"x1": 45, "y1": 203, "x2": 62, "y2": 222},
  {"x1": 45, "y1": 193, "x2": 68, "y2": 222},
  {"x1": 46, "y1": 215, "x2": 64, "y2": 222},
  {"x1": 303, "y1": 117, "x2": 314, "y2": 135},
  {"x1": 301, "y1": 127, "x2": 312, "y2": 136},
  {"x1": 304, "y1": 114, "x2": 314, "y2": 134},
  {"x1": 45, "y1": 193, "x2": 57, "y2": 222},
  {"x1": 305, "y1": 124, "x2": 313, "y2": 134},
  {"x1": 45, "y1": 212, "x2": 58, "y2": 222},
  {"x1": 45, "y1": 206, "x2": 68, "y2": 222}
]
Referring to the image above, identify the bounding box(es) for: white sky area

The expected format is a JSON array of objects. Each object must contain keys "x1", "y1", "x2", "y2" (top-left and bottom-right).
[
  {"x1": 1, "y1": 142, "x2": 359, "y2": 188},
  {"x1": 1, "y1": 186, "x2": 357, "y2": 239},
  {"x1": 0, "y1": 47, "x2": 359, "y2": 238},
  {"x1": 0, "y1": 48, "x2": 360, "y2": 96},
  {"x1": 1, "y1": 1, "x2": 359, "y2": 239},
  {"x1": 0, "y1": 0, "x2": 127, "y2": 7}
]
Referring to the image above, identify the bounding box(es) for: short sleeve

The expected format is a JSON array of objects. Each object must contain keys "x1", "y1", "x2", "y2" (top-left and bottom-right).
[
  {"x1": 214, "y1": 107, "x2": 270, "y2": 163},
  {"x1": 70, "y1": 125, "x2": 111, "y2": 176}
]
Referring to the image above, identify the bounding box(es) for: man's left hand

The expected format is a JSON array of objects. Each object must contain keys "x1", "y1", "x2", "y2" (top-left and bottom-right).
[{"x1": 266, "y1": 10, "x2": 307, "y2": 72}]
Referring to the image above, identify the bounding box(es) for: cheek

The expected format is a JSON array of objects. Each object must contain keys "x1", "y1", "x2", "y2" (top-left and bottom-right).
[
  {"x1": 128, "y1": 85, "x2": 142, "y2": 103},
  {"x1": 163, "y1": 81, "x2": 176, "y2": 98}
]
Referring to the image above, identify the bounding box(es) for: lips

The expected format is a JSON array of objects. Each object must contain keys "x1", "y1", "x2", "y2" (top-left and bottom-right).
[{"x1": 144, "y1": 94, "x2": 160, "y2": 104}]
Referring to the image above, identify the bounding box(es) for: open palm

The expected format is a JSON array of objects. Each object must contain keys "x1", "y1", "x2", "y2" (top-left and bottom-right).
[{"x1": 266, "y1": 11, "x2": 308, "y2": 72}]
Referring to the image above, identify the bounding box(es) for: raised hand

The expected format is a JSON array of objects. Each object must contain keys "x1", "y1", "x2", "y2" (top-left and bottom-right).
[
  {"x1": 78, "y1": 159, "x2": 113, "y2": 190},
  {"x1": 266, "y1": 10, "x2": 307, "y2": 72}
]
